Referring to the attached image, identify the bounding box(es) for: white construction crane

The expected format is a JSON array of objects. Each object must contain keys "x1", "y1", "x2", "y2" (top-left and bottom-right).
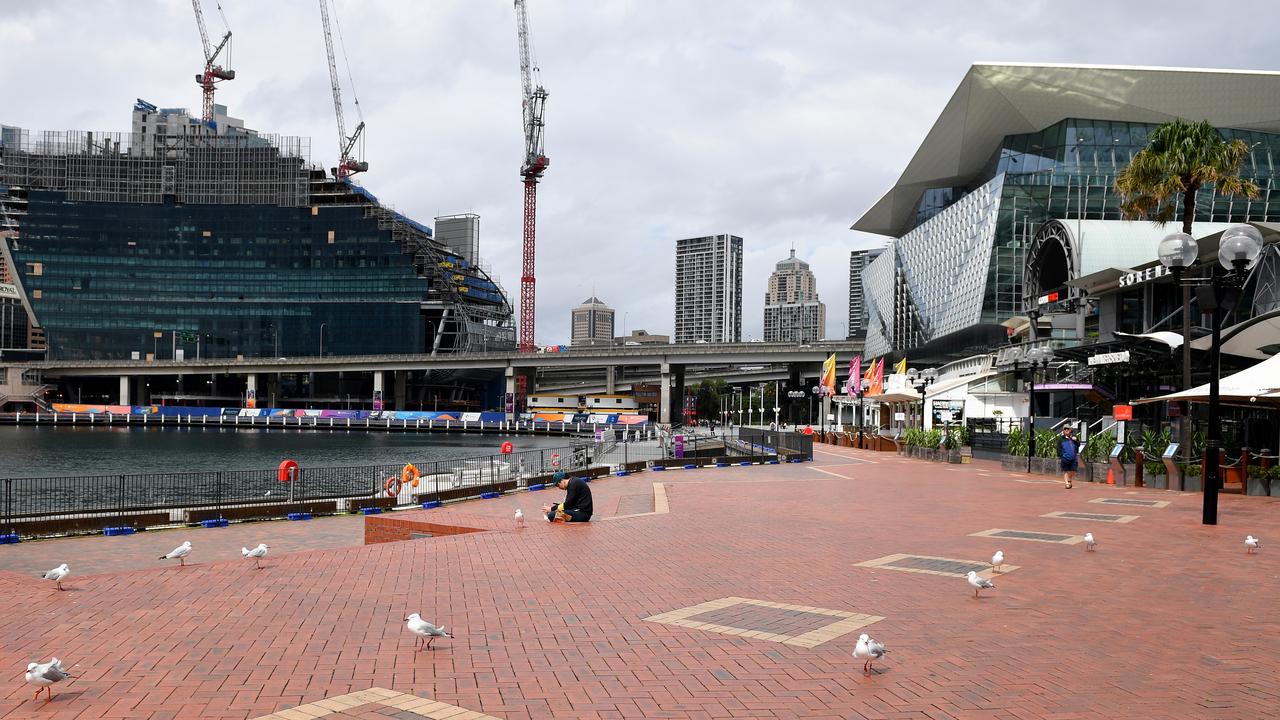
[
  {"x1": 191, "y1": 0, "x2": 235, "y2": 123},
  {"x1": 319, "y1": 0, "x2": 367, "y2": 180}
]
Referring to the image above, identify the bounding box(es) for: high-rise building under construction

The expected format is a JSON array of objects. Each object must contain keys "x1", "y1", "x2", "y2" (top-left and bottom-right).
[{"x1": 0, "y1": 101, "x2": 514, "y2": 365}]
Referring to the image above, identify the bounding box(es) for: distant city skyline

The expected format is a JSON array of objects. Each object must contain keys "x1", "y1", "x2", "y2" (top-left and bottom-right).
[{"x1": 6, "y1": 3, "x2": 1278, "y2": 344}]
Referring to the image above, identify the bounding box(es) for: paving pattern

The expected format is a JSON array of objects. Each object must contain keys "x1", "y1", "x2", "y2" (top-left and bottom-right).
[{"x1": 1, "y1": 447, "x2": 1279, "y2": 718}]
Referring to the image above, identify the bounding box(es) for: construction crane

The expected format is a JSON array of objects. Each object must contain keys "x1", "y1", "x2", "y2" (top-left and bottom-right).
[
  {"x1": 191, "y1": 0, "x2": 235, "y2": 123},
  {"x1": 514, "y1": 0, "x2": 549, "y2": 356},
  {"x1": 318, "y1": 0, "x2": 368, "y2": 180}
]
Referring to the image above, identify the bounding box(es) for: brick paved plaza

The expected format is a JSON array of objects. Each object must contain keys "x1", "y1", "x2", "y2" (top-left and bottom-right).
[{"x1": 2, "y1": 446, "x2": 1279, "y2": 718}]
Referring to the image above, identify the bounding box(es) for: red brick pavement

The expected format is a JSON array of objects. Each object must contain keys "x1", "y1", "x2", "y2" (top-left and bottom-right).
[{"x1": 1, "y1": 447, "x2": 1279, "y2": 718}]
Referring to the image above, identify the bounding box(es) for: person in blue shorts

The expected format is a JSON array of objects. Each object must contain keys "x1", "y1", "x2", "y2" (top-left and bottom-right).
[{"x1": 1058, "y1": 426, "x2": 1081, "y2": 489}]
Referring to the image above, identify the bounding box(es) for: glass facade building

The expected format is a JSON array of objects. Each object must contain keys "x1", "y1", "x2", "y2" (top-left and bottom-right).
[
  {"x1": 855, "y1": 64, "x2": 1280, "y2": 361},
  {"x1": 0, "y1": 103, "x2": 513, "y2": 360}
]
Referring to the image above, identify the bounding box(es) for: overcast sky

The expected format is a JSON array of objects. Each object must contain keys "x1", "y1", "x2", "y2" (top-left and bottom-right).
[{"x1": 4, "y1": 1, "x2": 1279, "y2": 344}]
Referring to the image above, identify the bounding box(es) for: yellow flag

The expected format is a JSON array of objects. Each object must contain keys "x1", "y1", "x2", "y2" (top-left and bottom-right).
[
  {"x1": 821, "y1": 353, "x2": 837, "y2": 392},
  {"x1": 894, "y1": 357, "x2": 907, "y2": 375}
]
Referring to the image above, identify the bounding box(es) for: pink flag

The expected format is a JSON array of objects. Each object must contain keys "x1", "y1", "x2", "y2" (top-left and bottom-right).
[{"x1": 845, "y1": 355, "x2": 861, "y2": 396}]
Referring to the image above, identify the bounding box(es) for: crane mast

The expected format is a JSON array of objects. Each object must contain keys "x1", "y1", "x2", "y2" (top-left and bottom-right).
[
  {"x1": 319, "y1": 0, "x2": 367, "y2": 180},
  {"x1": 191, "y1": 0, "x2": 235, "y2": 123},
  {"x1": 514, "y1": 0, "x2": 549, "y2": 360}
]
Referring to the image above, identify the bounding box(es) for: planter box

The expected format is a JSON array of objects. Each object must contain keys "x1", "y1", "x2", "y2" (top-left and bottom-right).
[
  {"x1": 1271, "y1": 479, "x2": 1280, "y2": 498},
  {"x1": 1146, "y1": 474, "x2": 1168, "y2": 490},
  {"x1": 1183, "y1": 474, "x2": 1203, "y2": 492},
  {"x1": 1247, "y1": 476, "x2": 1271, "y2": 497}
]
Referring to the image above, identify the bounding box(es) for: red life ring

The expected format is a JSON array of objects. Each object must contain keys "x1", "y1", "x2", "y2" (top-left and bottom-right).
[
  {"x1": 385, "y1": 475, "x2": 403, "y2": 497},
  {"x1": 277, "y1": 459, "x2": 299, "y2": 483},
  {"x1": 402, "y1": 464, "x2": 420, "y2": 489},
  {"x1": 500, "y1": 441, "x2": 514, "y2": 454}
]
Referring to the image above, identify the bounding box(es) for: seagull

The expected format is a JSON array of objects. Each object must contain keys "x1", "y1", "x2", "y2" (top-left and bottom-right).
[
  {"x1": 242, "y1": 543, "x2": 269, "y2": 569},
  {"x1": 1246, "y1": 535, "x2": 1262, "y2": 554},
  {"x1": 160, "y1": 541, "x2": 192, "y2": 566},
  {"x1": 405, "y1": 613, "x2": 453, "y2": 651},
  {"x1": 852, "y1": 633, "x2": 887, "y2": 675},
  {"x1": 990, "y1": 550, "x2": 1004, "y2": 573},
  {"x1": 41, "y1": 564, "x2": 69, "y2": 591},
  {"x1": 967, "y1": 570, "x2": 994, "y2": 598},
  {"x1": 514, "y1": 508, "x2": 525, "y2": 528},
  {"x1": 1084, "y1": 532, "x2": 1096, "y2": 551},
  {"x1": 22, "y1": 658, "x2": 74, "y2": 703}
]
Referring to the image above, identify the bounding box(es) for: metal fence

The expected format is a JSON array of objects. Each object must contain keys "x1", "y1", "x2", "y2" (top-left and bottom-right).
[
  {"x1": 1, "y1": 443, "x2": 593, "y2": 538},
  {"x1": 736, "y1": 427, "x2": 814, "y2": 461},
  {"x1": 1, "y1": 429, "x2": 810, "y2": 539}
]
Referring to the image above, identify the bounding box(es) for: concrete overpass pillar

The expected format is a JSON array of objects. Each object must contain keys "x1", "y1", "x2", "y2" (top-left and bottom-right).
[
  {"x1": 394, "y1": 371, "x2": 407, "y2": 410},
  {"x1": 245, "y1": 374, "x2": 258, "y2": 408},
  {"x1": 505, "y1": 367, "x2": 517, "y2": 422},
  {"x1": 373, "y1": 371, "x2": 385, "y2": 411},
  {"x1": 659, "y1": 364, "x2": 671, "y2": 425},
  {"x1": 605, "y1": 365, "x2": 616, "y2": 394},
  {"x1": 118, "y1": 376, "x2": 130, "y2": 406}
]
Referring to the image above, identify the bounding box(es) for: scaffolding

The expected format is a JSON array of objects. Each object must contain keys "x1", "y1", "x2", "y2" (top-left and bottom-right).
[{"x1": 0, "y1": 125, "x2": 310, "y2": 207}]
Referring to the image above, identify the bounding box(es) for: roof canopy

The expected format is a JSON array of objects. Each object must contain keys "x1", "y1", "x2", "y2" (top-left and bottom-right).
[
  {"x1": 1135, "y1": 353, "x2": 1280, "y2": 407},
  {"x1": 853, "y1": 63, "x2": 1280, "y2": 237}
]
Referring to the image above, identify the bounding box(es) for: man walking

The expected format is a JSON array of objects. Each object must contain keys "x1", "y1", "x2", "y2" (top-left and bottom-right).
[{"x1": 1058, "y1": 426, "x2": 1081, "y2": 489}]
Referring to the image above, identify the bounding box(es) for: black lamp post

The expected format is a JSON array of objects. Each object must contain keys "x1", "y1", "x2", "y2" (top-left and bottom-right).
[
  {"x1": 908, "y1": 368, "x2": 938, "y2": 431},
  {"x1": 1019, "y1": 347, "x2": 1053, "y2": 473},
  {"x1": 1157, "y1": 225, "x2": 1263, "y2": 525},
  {"x1": 855, "y1": 378, "x2": 870, "y2": 448}
]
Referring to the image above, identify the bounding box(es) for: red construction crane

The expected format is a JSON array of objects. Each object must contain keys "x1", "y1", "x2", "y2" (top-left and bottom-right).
[
  {"x1": 318, "y1": 0, "x2": 368, "y2": 180},
  {"x1": 514, "y1": 0, "x2": 549, "y2": 355},
  {"x1": 191, "y1": 0, "x2": 235, "y2": 123}
]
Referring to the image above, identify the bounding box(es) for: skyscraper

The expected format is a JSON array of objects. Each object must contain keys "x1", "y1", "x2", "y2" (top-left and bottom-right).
[
  {"x1": 433, "y1": 213, "x2": 480, "y2": 265},
  {"x1": 847, "y1": 247, "x2": 883, "y2": 339},
  {"x1": 674, "y1": 234, "x2": 742, "y2": 344},
  {"x1": 570, "y1": 296, "x2": 615, "y2": 346},
  {"x1": 764, "y1": 249, "x2": 825, "y2": 344}
]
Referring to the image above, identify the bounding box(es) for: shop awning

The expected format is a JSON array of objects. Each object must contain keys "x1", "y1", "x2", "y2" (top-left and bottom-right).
[
  {"x1": 1188, "y1": 309, "x2": 1280, "y2": 360},
  {"x1": 1134, "y1": 353, "x2": 1280, "y2": 407}
]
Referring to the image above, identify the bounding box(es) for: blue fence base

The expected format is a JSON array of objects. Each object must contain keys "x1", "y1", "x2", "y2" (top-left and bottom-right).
[
  {"x1": 479, "y1": 491, "x2": 501, "y2": 499},
  {"x1": 528, "y1": 483, "x2": 546, "y2": 491},
  {"x1": 287, "y1": 512, "x2": 312, "y2": 521},
  {"x1": 103, "y1": 526, "x2": 136, "y2": 536},
  {"x1": 613, "y1": 471, "x2": 629, "y2": 477},
  {"x1": 767, "y1": 460, "x2": 780, "y2": 465},
  {"x1": 652, "y1": 466, "x2": 667, "y2": 471},
  {"x1": 715, "y1": 462, "x2": 729, "y2": 467},
  {"x1": 683, "y1": 464, "x2": 697, "y2": 470},
  {"x1": 200, "y1": 518, "x2": 229, "y2": 528},
  {"x1": 421, "y1": 500, "x2": 443, "y2": 509},
  {"x1": 0, "y1": 533, "x2": 19, "y2": 544},
  {"x1": 739, "y1": 461, "x2": 752, "y2": 467},
  {"x1": 360, "y1": 507, "x2": 382, "y2": 515}
]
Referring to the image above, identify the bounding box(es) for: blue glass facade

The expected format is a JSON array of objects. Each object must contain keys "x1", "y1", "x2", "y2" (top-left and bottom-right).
[{"x1": 12, "y1": 190, "x2": 429, "y2": 359}]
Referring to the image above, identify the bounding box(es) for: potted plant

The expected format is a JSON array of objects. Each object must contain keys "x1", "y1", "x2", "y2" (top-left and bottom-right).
[
  {"x1": 1246, "y1": 464, "x2": 1271, "y2": 497},
  {"x1": 1270, "y1": 466, "x2": 1280, "y2": 498},
  {"x1": 1182, "y1": 463, "x2": 1203, "y2": 493}
]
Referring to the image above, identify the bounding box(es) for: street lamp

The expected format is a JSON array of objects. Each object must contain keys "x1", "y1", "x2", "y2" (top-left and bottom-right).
[
  {"x1": 1019, "y1": 347, "x2": 1053, "y2": 474},
  {"x1": 1158, "y1": 224, "x2": 1263, "y2": 525},
  {"x1": 907, "y1": 368, "x2": 937, "y2": 431},
  {"x1": 811, "y1": 383, "x2": 833, "y2": 436}
]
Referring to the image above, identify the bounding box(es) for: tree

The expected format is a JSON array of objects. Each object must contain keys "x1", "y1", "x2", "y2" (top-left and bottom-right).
[{"x1": 1115, "y1": 118, "x2": 1258, "y2": 233}]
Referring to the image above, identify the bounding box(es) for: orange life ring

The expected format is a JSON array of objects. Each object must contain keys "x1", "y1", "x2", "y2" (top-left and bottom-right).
[
  {"x1": 500, "y1": 441, "x2": 514, "y2": 454},
  {"x1": 278, "y1": 459, "x2": 299, "y2": 483},
  {"x1": 402, "y1": 463, "x2": 420, "y2": 489},
  {"x1": 385, "y1": 475, "x2": 403, "y2": 497}
]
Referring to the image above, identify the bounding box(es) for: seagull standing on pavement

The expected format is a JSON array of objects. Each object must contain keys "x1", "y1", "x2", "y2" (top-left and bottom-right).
[
  {"x1": 967, "y1": 570, "x2": 994, "y2": 598},
  {"x1": 1084, "y1": 532, "x2": 1096, "y2": 551},
  {"x1": 514, "y1": 508, "x2": 525, "y2": 528},
  {"x1": 990, "y1": 550, "x2": 1004, "y2": 573},
  {"x1": 22, "y1": 658, "x2": 74, "y2": 703},
  {"x1": 1246, "y1": 535, "x2": 1262, "y2": 553},
  {"x1": 853, "y1": 633, "x2": 887, "y2": 675},
  {"x1": 405, "y1": 613, "x2": 453, "y2": 651},
  {"x1": 41, "y1": 564, "x2": 69, "y2": 591},
  {"x1": 160, "y1": 541, "x2": 192, "y2": 566},
  {"x1": 242, "y1": 543, "x2": 269, "y2": 569}
]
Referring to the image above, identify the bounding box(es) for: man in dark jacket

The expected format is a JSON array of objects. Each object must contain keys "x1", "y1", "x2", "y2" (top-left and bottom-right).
[{"x1": 544, "y1": 472, "x2": 593, "y2": 522}]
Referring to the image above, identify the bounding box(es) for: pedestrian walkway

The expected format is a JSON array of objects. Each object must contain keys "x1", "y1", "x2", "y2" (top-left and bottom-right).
[{"x1": 1, "y1": 446, "x2": 1278, "y2": 718}]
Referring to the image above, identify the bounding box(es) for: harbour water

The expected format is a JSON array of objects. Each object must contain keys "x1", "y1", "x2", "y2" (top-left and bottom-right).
[{"x1": 0, "y1": 425, "x2": 574, "y2": 479}]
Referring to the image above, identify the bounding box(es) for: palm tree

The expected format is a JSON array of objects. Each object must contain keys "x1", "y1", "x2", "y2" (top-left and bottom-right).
[
  {"x1": 1115, "y1": 118, "x2": 1259, "y2": 233},
  {"x1": 1115, "y1": 118, "x2": 1259, "y2": 469}
]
